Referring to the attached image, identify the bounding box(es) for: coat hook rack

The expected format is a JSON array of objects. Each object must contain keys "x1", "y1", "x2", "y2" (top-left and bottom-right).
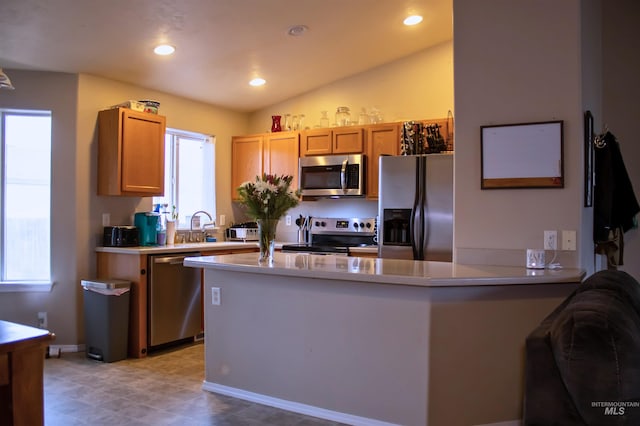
[{"x1": 594, "y1": 123, "x2": 608, "y2": 148}]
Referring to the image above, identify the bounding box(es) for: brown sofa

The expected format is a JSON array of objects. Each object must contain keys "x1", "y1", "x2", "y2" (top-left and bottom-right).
[{"x1": 524, "y1": 270, "x2": 640, "y2": 425}]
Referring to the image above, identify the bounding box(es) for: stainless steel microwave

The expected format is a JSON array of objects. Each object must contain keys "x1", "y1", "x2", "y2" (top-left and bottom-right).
[{"x1": 299, "y1": 154, "x2": 366, "y2": 197}]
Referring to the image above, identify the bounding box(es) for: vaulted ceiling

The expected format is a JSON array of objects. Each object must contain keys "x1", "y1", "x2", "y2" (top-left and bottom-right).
[{"x1": 0, "y1": 0, "x2": 452, "y2": 112}]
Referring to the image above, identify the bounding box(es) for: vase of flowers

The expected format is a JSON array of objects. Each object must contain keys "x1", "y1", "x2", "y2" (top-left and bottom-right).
[{"x1": 237, "y1": 174, "x2": 301, "y2": 264}]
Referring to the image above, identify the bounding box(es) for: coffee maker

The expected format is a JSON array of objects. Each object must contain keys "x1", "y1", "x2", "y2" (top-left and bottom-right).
[{"x1": 134, "y1": 212, "x2": 160, "y2": 246}]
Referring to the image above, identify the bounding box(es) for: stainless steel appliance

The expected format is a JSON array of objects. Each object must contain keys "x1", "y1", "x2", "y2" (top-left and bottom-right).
[
  {"x1": 299, "y1": 154, "x2": 366, "y2": 197},
  {"x1": 102, "y1": 225, "x2": 139, "y2": 247},
  {"x1": 378, "y1": 153, "x2": 453, "y2": 261},
  {"x1": 282, "y1": 217, "x2": 376, "y2": 255},
  {"x1": 226, "y1": 222, "x2": 259, "y2": 241},
  {"x1": 148, "y1": 253, "x2": 202, "y2": 349}
]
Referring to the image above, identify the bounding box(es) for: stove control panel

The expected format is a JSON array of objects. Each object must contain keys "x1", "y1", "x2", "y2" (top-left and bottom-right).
[{"x1": 311, "y1": 217, "x2": 376, "y2": 235}]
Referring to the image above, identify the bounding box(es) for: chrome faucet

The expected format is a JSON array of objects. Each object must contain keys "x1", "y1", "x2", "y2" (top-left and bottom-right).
[{"x1": 189, "y1": 210, "x2": 213, "y2": 242}]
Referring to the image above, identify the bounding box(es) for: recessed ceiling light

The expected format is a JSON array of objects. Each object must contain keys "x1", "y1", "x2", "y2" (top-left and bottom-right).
[
  {"x1": 154, "y1": 44, "x2": 176, "y2": 56},
  {"x1": 287, "y1": 25, "x2": 308, "y2": 36},
  {"x1": 249, "y1": 78, "x2": 266, "y2": 87},
  {"x1": 403, "y1": 15, "x2": 423, "y2": 26}
]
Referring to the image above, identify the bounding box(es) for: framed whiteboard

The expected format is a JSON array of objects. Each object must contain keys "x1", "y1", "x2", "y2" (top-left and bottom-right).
[{"x1": 481, "y1": 120, "x2": 563, "y2": 189}]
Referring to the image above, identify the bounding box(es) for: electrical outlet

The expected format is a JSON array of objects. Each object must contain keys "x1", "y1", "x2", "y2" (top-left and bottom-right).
[
  {"x1": 562, "y1": 230, "x2": 577, "y2": 251},
  {"x1": 544, "y1": 230, "x2": 557, "y2": 250},
  {"x1": 37, "y1": 311, "x2": 48, "y2": 329},
  {"x1": 211, "y1": 287, "x2": 221, "y2": 305},
  {"x1": 286, "y1": 215, "x2": 292, "y2": 226},
  {"x1": 219, "y1": 215, "x2": 226, "y2": 226}
]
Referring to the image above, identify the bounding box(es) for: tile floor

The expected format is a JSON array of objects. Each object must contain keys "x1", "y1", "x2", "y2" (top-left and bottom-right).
[{"x1": 43, "y1": 342, "x2": 344, "y2": 426}]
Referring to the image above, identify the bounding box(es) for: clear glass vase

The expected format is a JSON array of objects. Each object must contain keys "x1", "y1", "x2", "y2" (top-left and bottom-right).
[{"x1": 257, "y1": 218, "x2": 278, "y2": 264}]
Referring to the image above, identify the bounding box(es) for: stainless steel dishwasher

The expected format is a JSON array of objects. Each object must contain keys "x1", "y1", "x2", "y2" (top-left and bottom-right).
[{"x1": 148, "y1": 253, "x2": 202, "y2": 349}]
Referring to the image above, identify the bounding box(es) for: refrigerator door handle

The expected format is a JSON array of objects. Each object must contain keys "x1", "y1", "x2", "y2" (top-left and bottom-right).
[
  {"x1": 417, "y1": 156, "x2": 426, "y2": 260},
  {"x1": 411, "y1": 156, "x2": 421, "y2": 260},
  {"x1": 340, "y1": 159, "x2": 348, "y2": 193}
]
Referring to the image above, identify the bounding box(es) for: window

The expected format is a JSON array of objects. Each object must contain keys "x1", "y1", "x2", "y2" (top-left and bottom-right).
[
  {"x1": 153, "y1": 129, "x2": 215, "y2": 229},
  {"x1": 0, "y1": 110, "x2": 52, "y2": 286}
]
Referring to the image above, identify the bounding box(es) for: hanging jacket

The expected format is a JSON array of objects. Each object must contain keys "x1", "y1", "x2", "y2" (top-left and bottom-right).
[{"x1": 593, "y1": 131, "x2": 640, "y2": 268}]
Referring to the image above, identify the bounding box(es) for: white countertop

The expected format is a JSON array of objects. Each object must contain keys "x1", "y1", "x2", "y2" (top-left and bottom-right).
[
  {"x1": 184, "y1": 252, "x2": 585, "y2": 287},
  {"x1": 95, "y1": 242, "x2": 380, "y2": 255},
  {"x1": 95, "y1": 241, "x2": 259, "y2": 254}
]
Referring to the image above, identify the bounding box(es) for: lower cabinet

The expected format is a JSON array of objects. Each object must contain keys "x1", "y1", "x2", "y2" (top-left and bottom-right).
[
  {"x1": 96, "y1": 252, "x2": 149, "y2": 358},
  {"x1": 96, "y1": 247, "x2": 259, "y2": 358}
]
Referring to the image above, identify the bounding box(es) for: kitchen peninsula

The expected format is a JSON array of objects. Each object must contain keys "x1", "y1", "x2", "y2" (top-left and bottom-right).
[{"x1": 185, "y1": 252, "x2": 584, "y2": 426}]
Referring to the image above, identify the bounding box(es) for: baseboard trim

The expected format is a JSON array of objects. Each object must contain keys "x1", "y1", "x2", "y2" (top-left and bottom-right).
[
  {"x1": 48, "y1": 344, "x2": 84, "y2": 356},
  {"x1": 202, "y1": 381, "x2": 400, "y2": 426}
]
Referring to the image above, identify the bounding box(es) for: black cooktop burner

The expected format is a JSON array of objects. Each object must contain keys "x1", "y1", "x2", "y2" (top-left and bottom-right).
[{"x1": 281, "y1": 244, "x2": 350, "y2": 255}]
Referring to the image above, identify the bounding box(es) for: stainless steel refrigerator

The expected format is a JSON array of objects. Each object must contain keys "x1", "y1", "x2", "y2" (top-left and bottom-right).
[{"x1": 377, "y1": 153, "x2": 453, "y2": 261}]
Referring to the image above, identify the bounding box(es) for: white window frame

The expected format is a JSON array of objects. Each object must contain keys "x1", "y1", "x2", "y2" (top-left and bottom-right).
[
  {"x1": 0, "y1": 109, "x2": 53, "y2": 292},
  {"x1": 153, "y1": 128, "x2": 216, "y2": 230}
]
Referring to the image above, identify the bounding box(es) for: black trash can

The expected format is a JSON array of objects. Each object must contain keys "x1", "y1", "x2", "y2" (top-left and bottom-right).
[{"x1": 81, "y1": 279, "x2": 131, "y2": 362}]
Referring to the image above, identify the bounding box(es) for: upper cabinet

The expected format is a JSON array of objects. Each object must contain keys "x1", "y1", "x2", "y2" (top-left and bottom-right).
[
  {"x1": 98, "y1": 108, "x2": 166, "y2": 196},
  {"x1": 366, "y1": 123, "x2": 400, "y2": 200},
  {"x1": 231, "y1": 117, "x2": 452, "y2": 201},
  {"x1": 231, "y1": 135, "x2": 264, "y2": 201},
  {"x1": 231, "y1": 131, "x2": 300, "y2": 201},
  {"x1": 264, "y1": 131, "x2": 300, "y2": 192},
  {"x1": 300, "y1": 127, "x2": 364, "y2": 156}
]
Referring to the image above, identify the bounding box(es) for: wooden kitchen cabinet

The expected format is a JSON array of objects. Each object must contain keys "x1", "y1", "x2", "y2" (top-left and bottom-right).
[
  {"x1": 98, "y1": 108, "x2": 166, "y2": 196},
  {"x1": 264, "y1": 131, "x2": 300, "y2": 191},
  {"x1": 300, "y1": 128, "x2": 332, "y2": 155},
  {"x1": 334, "y1": 127, "x2": 365, "y2": 154},
  {"x1": 232, "y1": 117, "x2": 452, "y2": 198},
  {"x1": 232, "y1": 132, "x2": 300, "y2": 199},
  {"x1": 300, "y1": 127, "x2": 364, "y2": 156},
  {"x1": 366, "y1": 123, "x2": 400, "y2": 200},
  {"x1": 231, "y1": 135, "x2": 264, "y2": 200},
  {"x1": 96, "y1": 252, "x2": 149, "y2": 358}
]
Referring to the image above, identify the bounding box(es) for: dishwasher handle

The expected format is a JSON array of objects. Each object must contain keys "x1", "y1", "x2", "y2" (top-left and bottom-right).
[{"x1": 152, "y1": 253, "x2": 200, "y2": 265}]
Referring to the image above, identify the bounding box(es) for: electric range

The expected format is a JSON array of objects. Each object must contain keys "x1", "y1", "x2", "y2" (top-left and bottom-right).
[{"x1": 281, "y1": 217, "x2": 377, "y2": 255}]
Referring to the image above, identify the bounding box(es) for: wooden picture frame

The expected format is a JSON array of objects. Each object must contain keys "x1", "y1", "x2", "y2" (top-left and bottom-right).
[{"x1": 481, "y1": 120, "x2": 563, "y2": 189}]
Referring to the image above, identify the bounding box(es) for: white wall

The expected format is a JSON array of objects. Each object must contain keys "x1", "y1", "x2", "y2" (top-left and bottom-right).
[
  {"x1": 453, "y1": 0, "x2": 590, "y2": 270},
  {"x1": 0, "y1": 70, "x2": 81, "y2": 339},
  {"x1": 248, "y1": 41, "x2": 454, "y2": 134}
]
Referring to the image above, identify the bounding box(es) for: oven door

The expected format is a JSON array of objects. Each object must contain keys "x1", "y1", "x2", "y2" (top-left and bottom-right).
[{"x1": 299, "y1": 154, "x2": 365, "y2": 197}]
